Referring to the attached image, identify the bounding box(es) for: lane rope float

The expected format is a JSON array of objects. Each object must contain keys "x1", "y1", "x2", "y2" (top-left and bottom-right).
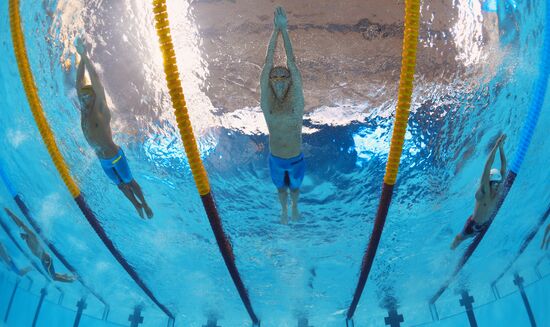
[
  {"x1": 346, "y1": 0, "x2": 421, "y2": 321},
  {"x1": 151, "y1": 0, "x2": 259, "y2": 325},
  {"x1": 9, "y1": 0, "x2": 173, "y2": 320}
]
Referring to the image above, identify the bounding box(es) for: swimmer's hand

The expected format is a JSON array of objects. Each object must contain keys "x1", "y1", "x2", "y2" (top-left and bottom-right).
[{"x1": 274, "y1": 6, "x2": 288, "y2": 30}]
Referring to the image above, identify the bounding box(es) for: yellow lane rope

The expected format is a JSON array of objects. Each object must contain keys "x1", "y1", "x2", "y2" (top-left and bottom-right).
[
  {"x1": 9, "y1": 0, "x2": 80, "y2": 198},
  {"x1": 152, "y1": 0, "x2": 210, "y2": 195},
  {"x1": 384, "y1": 0, "x2": 420, "y2": 185}
]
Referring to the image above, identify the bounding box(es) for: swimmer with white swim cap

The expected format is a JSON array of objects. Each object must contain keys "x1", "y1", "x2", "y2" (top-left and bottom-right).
[{"x1": 451, "y1": 134, "x2": 507, "y2": 250}]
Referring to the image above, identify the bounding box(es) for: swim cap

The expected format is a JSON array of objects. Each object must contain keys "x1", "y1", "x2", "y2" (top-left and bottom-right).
[{"x1": 489, "y1": 168, "x2": 502, "y2": 182}]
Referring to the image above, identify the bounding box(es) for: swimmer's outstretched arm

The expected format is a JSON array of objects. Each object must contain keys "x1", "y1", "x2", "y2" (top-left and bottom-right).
[
  {"x1": 479, "y1": 135, "x2": 504, "y2": 195},
  {"x1": 260, "y1": 30, "x2": 278, "y2": 83},
  {"x1": 278, "y1": 7, "x2": 304, "y2": 106},
  {"x1": 277, "y1": 9, "x2": 295, "y2": 67},
  {"x1": 498, "y1": 134, "x2": 507, "y2": 176},
  {"x1": 4, "y1": 208, "x2": 31, "y2": 234},
  {"x1": 0, "y1": 243, "x2": 10, "y2": 263},
  {"x1": 260, "y1": 12, "x2": 280, "y2": 112},
  {"x1": 281, "y1": 30, "x2": 299, "y2": 74},
  {"x1": 75, "y1": 39, "x2": 107, "y2": 102}
]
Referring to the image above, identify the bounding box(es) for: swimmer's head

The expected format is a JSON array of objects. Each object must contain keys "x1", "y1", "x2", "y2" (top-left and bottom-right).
[
  {"x1": 489, "y1": 168, "x2": 502, "y2": 183},
  {"x1": 489, "y1": 168, "x2": 503, "y2": 192},
  {"x1": 78, "y1": 85, "x2": 94, "y2": 108},
  {"x1": 269, "y1": 66, "x2": 291, "y2": 100}
]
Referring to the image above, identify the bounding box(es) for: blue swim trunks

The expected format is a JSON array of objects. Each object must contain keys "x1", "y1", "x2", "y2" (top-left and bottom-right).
[
  {"x1": 99, "y1": 148, "x2": 134, "y2": 185},
  {"x1": 269, "y1": 153, "x2": 305, "y2": 190},
  {"x1": 460, "y1": 215, "x2": 490, "y2": 238}
]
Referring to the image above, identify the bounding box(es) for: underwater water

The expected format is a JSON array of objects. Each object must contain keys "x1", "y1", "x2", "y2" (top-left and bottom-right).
[{"x1": 0, "y1": 0, "x2": 548, "y2": 326}]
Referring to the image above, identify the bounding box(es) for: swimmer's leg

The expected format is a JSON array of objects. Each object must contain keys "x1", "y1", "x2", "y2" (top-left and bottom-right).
[
  {"x1": 278, "y1": 188, "x2": 289, "y2": 224},
  {"x1": 19, "y1": 266, "x2": 32, "y2": 276},
  {"x1": 290, "y1": 189, "x2": 300, "y2": 221},
  {"x1": 53, "y1": 273, "x2": 76, "y2": 283},
  {"x1": 8, "y1": 260, "x2": 30, "y2": 276},
  {"x1": 45, "y1": 255, "x2": 75, "y2": 283},
  {"x1": 128, "y1": 180, "x2": 153, "y2": 219},
  {"x1": 451, "y1": 216, "x2": 476, "y2": 250},
  {"x1": 450, "y1": 233, "x2": 466, "y2": 250},
  {"x1": 118, "y1": 183, "x2": 144, "y2": 219},
  {"x1": 41, "y1": 254, "x2": 71, "y2": 282}
]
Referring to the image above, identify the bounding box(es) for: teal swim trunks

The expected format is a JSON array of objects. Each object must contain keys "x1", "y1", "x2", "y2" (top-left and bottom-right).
[
  {"x1": 268, "y1": 152, "x2": 305, "y2": 190},
  {"x1": 99, "y1": 148, "x2": 133, "y2": 185}
]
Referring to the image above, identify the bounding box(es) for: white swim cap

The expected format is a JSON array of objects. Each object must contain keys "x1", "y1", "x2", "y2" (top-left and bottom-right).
[{"x1": 490, "y1": 168, "x2": 502, "y2": 182}]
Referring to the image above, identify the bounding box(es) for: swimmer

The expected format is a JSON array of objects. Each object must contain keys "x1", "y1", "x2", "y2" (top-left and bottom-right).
[
  {"x1": 5, "y1": 208, "x2": 75, "y2": 283},
  {"x1": 0, "y1": 241, "x2": 31, "y2": 276},
  {"x1": 451, "y1": 134, "x2": 507, "y2": 250},
  {"x1": 541, "y1": 224, "x2": 550, "y2": 250},
  {"x1": 75, "y1": 38, "x2": 153, "y2": 219},
  {"x1": 260, "y1": 7, "x2": 305, "y2": 224}
]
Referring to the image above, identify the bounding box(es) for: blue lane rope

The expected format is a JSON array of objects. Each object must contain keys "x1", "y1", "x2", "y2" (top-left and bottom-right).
[{"x1": 509, "y1": 4, "x2": 550, "y2": 173}]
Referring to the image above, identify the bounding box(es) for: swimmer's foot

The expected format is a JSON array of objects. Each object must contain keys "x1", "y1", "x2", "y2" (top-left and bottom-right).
[
  {"x1": 143, "y1": 204, "x2": 154, "y2": 219},
  {"x1": 55, "y1": 273, "x2": 76, "y2": 283},
  {"x1": 135, "y1": 205, "x2": 145, "y2": 219},
  {"x1": 291, "y1": 205, "x2": 300, "y2": 221},
  {"x1": 280, "y1": 209, "x2": 288, "y2": 225},
  {"x1": 20, "y1": 266, "x2": 32, "y2": 276},
  {"x1": 450, "y1": 235, "x2": 462, "y2": 250}
]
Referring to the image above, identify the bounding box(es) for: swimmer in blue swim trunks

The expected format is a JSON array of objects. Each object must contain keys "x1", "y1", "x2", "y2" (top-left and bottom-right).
[
  {"x1": 75, "y1": 38, "x2": 153, "y2": 219},
  {"x1": 260, "y1": 7, "x2": 305, "y2": 224},
  {"x1": 6, "y1": 209, "x2": 75, "y2": 283},
  {"x1": 451, "y1": 134, "x2": 506, "y2": 249},
  {"x1": 0, "y1": 241, "x2": 32, "y2": 276}
]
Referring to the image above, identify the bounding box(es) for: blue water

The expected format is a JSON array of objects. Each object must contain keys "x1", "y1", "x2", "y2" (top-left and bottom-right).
[{"x1": 0, "y1": 0, "x2": 549, "y2": 326}]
